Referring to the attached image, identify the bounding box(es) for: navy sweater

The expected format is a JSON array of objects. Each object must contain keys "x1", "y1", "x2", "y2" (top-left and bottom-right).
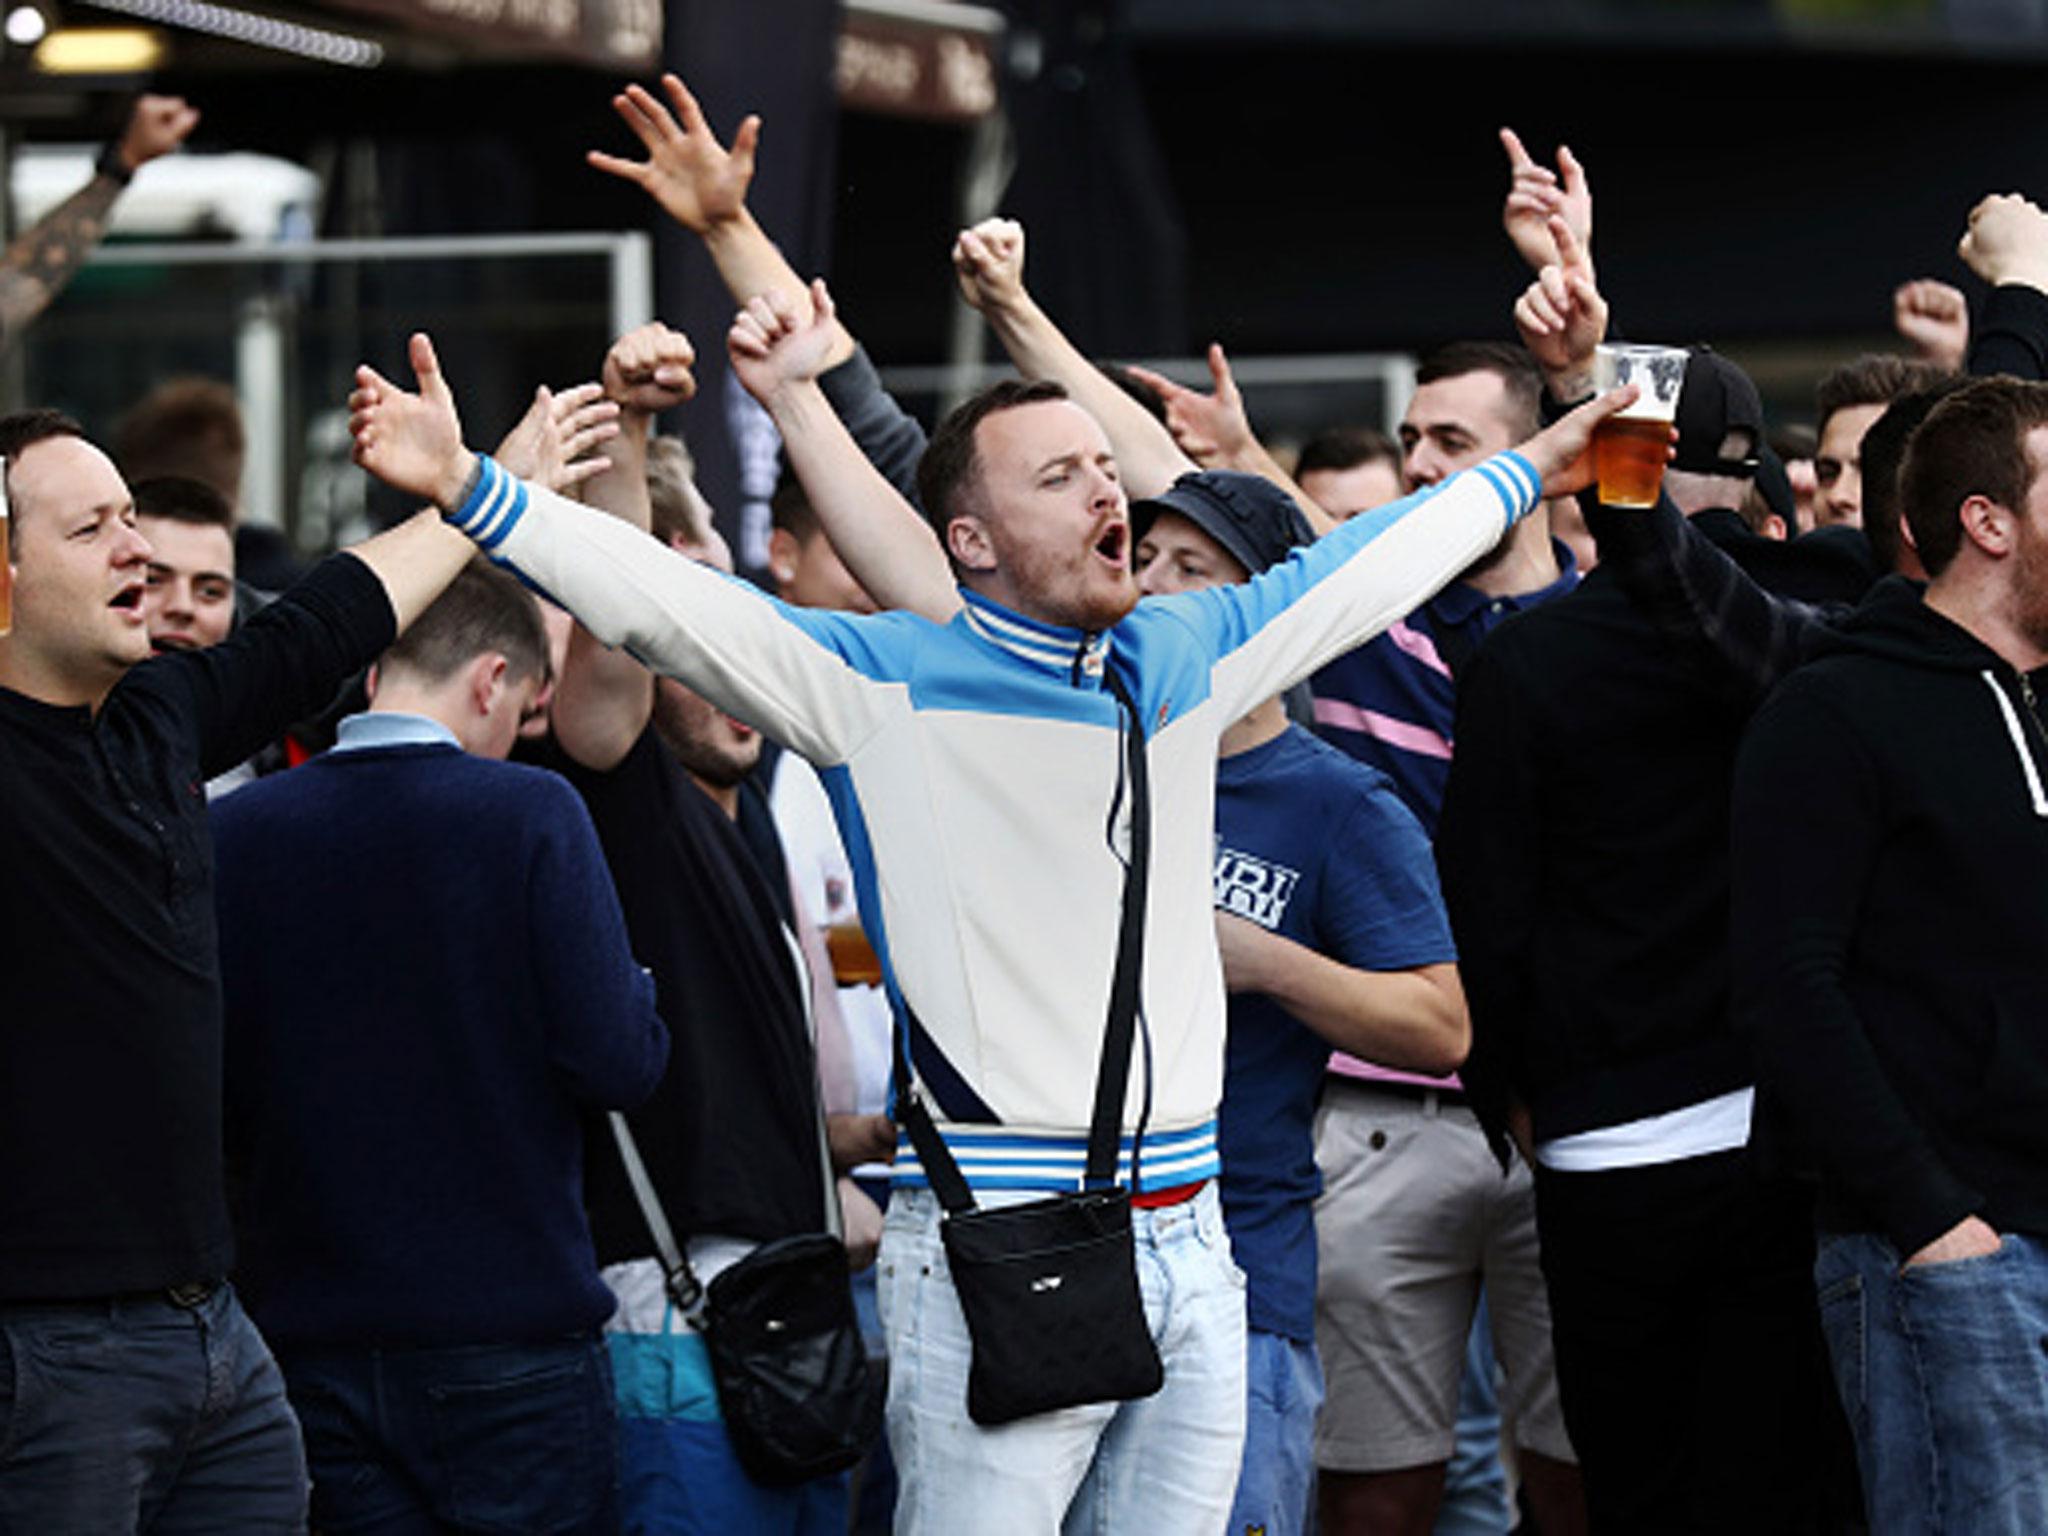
[{"x1": 213, "y1": 733, "x2": 667, "y2": 1347}]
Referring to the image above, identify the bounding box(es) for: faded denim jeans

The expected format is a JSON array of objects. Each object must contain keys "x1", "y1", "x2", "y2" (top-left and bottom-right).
[
  {"x1": 1815, "y1": 1230, "x2": 2048, "y2": 1534},
  {"x1": 878, "y1": 1182, "x2": 1247, "y2": 1535}
]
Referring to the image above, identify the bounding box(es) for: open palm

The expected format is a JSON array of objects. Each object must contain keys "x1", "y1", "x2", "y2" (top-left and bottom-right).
[{"x1": 349, "y1": 333, "x2": 468, "y2": 505}]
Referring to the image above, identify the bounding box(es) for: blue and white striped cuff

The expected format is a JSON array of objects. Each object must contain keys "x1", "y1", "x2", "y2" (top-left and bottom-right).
[
  {"x1": 1470, "y1": 450, "x2": 1542, "y2": 525},
  {"x1": 446, "y1": 453, "x2": 530, "y2": 552}
]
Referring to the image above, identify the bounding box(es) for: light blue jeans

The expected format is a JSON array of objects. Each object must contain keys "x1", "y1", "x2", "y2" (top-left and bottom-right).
[
  {"x1": 1229, "y1": 1329, "x2": 1322, "y2": 1536},
  {"x1": 1816, "y1": 1229, "x2": 2048, "y2": 1534},
  {"x1": 878, "y1": 1182, "x2": 1248, "y2": 1535}
]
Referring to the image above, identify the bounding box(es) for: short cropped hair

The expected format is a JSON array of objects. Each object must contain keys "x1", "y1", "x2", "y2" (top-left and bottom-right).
[
  {"x1": 381, "y1": 559, "x2": 550, "y2": 687},
  {"x1": 1415, "y1": 342, "x2": 1541, "y2": 438},
  {"x1": 0, "y1": 409, "x2": 90, "y2": 542},
  {"x1": 114, "y1": 378, "x2": 245, "y2": 507},
  {"x1": 770, "y1": 471, "x2": 817, "y2": 544},
  {"x1": 1297, "y1": 424, "x2": 1401, "y2": 478},
  {"x1": 133, "y1": 475, "x2": 235, "y2": 532},
  {"x1": 1815, "y1": 354, "x2": 1954, "y2": 433},
  {"x1": 915, "y1": 378, "x2": 1071, "y2": 538},
  {"x1": 1858, "y1": 384, "x2": 1963, "y2": 574},
  {"x1": 645, "y1": 435, "x2": 718, "y2": 552},
  {"x1": 1900, "y1": 376, "x2": 2048, "y2": 577}
]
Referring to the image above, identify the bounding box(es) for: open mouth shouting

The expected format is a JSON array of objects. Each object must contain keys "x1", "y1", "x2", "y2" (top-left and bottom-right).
[
  {"x1": 109, "y1": 581, "x2": 147, "y2": 623},
  {"x1": 1093, "y1": 519, "x2": 1130, "y2": 570}
]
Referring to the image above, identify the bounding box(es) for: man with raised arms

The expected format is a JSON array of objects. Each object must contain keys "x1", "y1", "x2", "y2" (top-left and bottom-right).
[{"x1": 347, "y1": 291, "x2": 1633, "y2": 1532}]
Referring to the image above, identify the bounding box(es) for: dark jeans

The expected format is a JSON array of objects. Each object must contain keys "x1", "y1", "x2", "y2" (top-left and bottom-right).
[
  {"x1": 278, "y1": 1333, "x2": 620, "y2": 1535},
  {"x1": 1534, "y1": 1149, "x2": 1858, "y2": 1534},
  {"x1": 1816, "y1": 1230, "x2": 2048, "y2": 1534},
  {"x1": 0, "y1": 1281, "x2": 308, "y2": 1533}
]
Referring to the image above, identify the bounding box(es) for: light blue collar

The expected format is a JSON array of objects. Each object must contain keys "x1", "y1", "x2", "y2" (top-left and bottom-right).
[{"x1": 332, "y1": 711, "x2": 462, "y2": 754}]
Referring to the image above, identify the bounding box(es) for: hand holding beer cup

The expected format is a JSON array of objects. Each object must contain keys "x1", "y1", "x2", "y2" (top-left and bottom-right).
[
  {"x1": 1588, "y1": 344, "x2": 1687, "y2": 507},
  {"x1": 1517, "y1": 383, "x2": 1660, "y2": 501}
]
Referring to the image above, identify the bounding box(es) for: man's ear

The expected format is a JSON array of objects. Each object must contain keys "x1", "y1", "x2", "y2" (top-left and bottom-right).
[
  {"x1": 767, "y1": 526, "x2": 799, "y2": 586},
  {"x1": 947, "y1": 514, "x2": 997, "y2": 574},
  {"x1": 364, "y1": 661, "x2": 381, "y2": 703},
  {"x1": 1957, "y1": 493, "x2": 2015, "y2": 560},
  {"x1": 468, "y1": 652, "x2": 510, "y2": 717}
]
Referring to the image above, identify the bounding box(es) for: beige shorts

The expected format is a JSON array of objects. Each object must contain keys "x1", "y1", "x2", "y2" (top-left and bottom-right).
[{"x1": 1311, "y1": 1082, "x2": 1574, "y2": 1473}]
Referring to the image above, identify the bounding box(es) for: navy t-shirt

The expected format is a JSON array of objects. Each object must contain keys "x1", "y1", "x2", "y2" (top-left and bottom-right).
[{"x1": 1214, "y1": 725, "x2": 1457, "y2": 1340}]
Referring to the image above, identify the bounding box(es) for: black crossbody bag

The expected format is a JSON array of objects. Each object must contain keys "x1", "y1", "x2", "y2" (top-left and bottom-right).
[
  {"x1": 609, "y1": 930, "x2": 884, "y2": 1486},
  {"x1": 893, "y1": 667, "x2": 1165, "y2": 1427}
]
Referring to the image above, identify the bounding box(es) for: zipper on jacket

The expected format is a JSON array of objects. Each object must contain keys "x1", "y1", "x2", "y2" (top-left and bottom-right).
[{"x1": 1982, "y1": 669, "x2": 2048, "y2": 818}]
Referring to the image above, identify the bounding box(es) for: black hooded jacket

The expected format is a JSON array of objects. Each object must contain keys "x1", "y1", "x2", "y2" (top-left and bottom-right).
[{"x1": 1731, "y1": 578, "x2": 2048, "y2": 1256}]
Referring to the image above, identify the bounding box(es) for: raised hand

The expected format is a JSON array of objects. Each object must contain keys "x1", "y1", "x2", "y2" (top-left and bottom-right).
[
  {"x1": 1500, "y1": 127, "x2": 1593, "y2": 277},
  {"x1": 1958, "y1": 192, "x2": 2048, "y2": 293},
  {"x1": 1519, "y1": 384, "x2": 1654, "y2": 499},
  {"x1": 603, "y1": 321, "x2": 698, "y2": 416},
  {"x1": 952, "y1": 217, "x2": 1028, "y2": 315},
  {"x1": 1125, "y1": 344, "x2": 1254, "y2": 468},
  {"x1": 727, "y1": 278, "x2": 844, "y2": 404},
  {"x1": 1513, "y1": 216, "x2": 1608, "y2": 387},
  {"x1": 1892, "y1": 279, "x2": 1969, "y2": 371},
  {"x1": 349, "y1": 332, "x2": 473, "y2": 509},
  {"x1": 588, "y1": 74, "x2": 758, "y2": 235},
  {"x1": 493, "y1": 383, "x2": 619, "y2": 494},
  {"x1": 118, "y1": 94, "x2": 200, "y2": 173}
]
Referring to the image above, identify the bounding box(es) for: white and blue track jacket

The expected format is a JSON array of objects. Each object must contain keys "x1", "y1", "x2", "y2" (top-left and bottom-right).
[{"x1": 449, "y1": 451, "x2": 1541, "y2": 1194}]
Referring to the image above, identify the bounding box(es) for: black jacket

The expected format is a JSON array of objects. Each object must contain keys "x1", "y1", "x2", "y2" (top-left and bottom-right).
[
  {"x1": 1732, "y1": 580, "x2": 2048, "y2": 1255},
  {"x1": 1437, "y1": 565, "x2": 1757, "y2": 1159}
]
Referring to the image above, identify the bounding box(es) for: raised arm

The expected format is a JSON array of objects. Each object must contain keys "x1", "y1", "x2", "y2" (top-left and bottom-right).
[
  {"x1": 1959, "y1": 192, "x2": 2048, "y2": 381},
  {"x1": 1893, "y1": 280, "x2": 1970, "y2": 373},
  {"x1": 1499, "y1": 126, "x2": 1592, "y2": 279},
  {"x1": 589, "y1": 73, "x2": 854, "y2": 372},
  {"x1": 729, "y1": 281, "x2": 959, "y2": 622},
  {"x1": 549, "y1": 322, "x2": 696, "y2": 771},
  {"x1": 1514, "y1": 218, "x2": 1829, "y2": 701},
  {"x1": 349, "y1": 331, "x2": 899, "y2": 767},
  {"x1": 1122, "y1": 345, "x2": 1336, "y2": 536},
  {"x1": 953, "y1": 217, "x2": 1194, "y2": 499},
  {"x1": 1, "y1": 95, "x2": 199, "y2": 354},
  {"x1": 1168, "y1": 386, "x2": 1639, "y2": 725}
]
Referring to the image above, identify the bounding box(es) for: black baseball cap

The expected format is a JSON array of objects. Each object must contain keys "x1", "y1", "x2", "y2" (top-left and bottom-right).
[
  {"x1": 1672, "y1": 348, "x2": 1765, "y2": 479},
  {"x1": 1130, "y1": 469, "x2": 1314, "y2": 578}
]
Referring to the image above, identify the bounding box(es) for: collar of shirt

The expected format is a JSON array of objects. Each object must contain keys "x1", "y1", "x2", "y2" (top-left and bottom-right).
[
  {"x1": 332, "y1": 711, "x2": 461, "y2": 754},
  {"x1": 958, "y1": 587, "x2": 1113, "y2": 683},
  {"x1": 1427, "y1": 536, "x2": 1580, "y2": 631}
]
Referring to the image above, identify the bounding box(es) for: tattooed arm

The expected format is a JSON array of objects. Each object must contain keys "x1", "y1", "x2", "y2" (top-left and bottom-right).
[{"x1": 0, "y1": 95, "x2": 198, "y2": 354}]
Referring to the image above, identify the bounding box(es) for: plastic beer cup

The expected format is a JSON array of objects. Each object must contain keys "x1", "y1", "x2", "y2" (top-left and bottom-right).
[{"x1": 1592, "y1": 344, "x2": 1688, "y2": 507}]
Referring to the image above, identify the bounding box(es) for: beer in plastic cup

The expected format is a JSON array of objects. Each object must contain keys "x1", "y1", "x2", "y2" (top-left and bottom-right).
[
  {"x1": 1592, "y1": 344, "x2": 1688, "y2": 508},
  {"x1": 0, "y1": 455, "x2": 11, "y2": 636},
  {"x1": 826, "y1": 920, "x2": 883, "y2": 987}
]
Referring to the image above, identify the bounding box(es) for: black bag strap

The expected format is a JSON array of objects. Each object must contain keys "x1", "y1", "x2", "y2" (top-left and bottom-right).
[
  {"x1": 612, "y1": 918, "x2": 846, "y2": 1315},
  {"x1": 894, "y1": 662, "x2": 1154, "y2": 1210},
  {"x1": 1087, "y1": 665, "x2": 1151, "y2": 1190}
]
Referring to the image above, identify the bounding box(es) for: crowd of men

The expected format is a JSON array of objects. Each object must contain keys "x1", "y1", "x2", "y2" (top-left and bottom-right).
[{"x1": 2, "y1": 78, "x2": 2046, "y2": 1536}]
